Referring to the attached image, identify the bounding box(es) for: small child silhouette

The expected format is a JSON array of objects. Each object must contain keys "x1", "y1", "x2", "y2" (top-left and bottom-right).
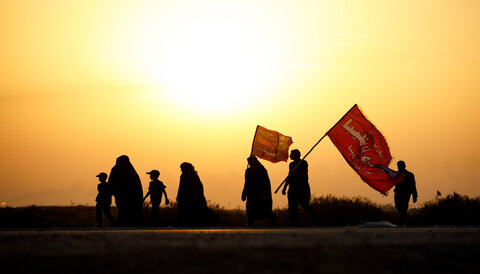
[
  {"x1": 143, "y1": 170, "x2": 169, "y2": 225},
  {"x1": 95, "y1": 172, "x2": 115, "y2": 227}
]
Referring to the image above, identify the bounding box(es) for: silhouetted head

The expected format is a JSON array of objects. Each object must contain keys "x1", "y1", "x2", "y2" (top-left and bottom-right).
[
  {"x1": 96, "y1": 172, "x2": 108, "y2": 182},
  {"x1": 397, "y1": 160, "x2": 406, "y2": 171},
  {"x1": 180, "y1": 162, "x2": 196, "y2": 174},
  {"x1": 116, "y1": 155, "x2": 130, "y2": 166},
  {"x1": 147, "y1": 169, "x2": 160, "y2": 179},
  {"x1": 247, "y1": 155, "x2": 260, "y2": 167},
  {"x1": 290, "y1": 149, "x2": 301, "y2": 161}
]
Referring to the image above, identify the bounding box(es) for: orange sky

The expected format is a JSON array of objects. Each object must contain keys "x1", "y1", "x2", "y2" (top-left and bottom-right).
[{"x1": 1, "y1": 0, "x2": 479, "y2": 208}]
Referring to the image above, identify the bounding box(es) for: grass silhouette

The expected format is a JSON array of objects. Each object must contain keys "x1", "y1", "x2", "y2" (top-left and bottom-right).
[{"x1": 1, "y1": 193, "x2": 479, "y2": 228}]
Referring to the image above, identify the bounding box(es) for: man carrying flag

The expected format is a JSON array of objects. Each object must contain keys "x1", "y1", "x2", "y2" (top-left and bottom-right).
[
  {"x1": 282, "y1": 149, "x2": 317, "y2": 226},
  {"x1": 394, "y1": 160, "x2": 418, "y2": 226},
  {"x1": 376, "y1": 161, "x2": 418, "y2": 225},
  {"x1": 245, "y1": 126, "x2": 293, "y2": 225}
]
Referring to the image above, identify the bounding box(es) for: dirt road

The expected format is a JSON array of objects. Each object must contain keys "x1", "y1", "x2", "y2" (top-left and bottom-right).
[{"x1": 1, "y1": 227, "x2": 479, "y2": 273}]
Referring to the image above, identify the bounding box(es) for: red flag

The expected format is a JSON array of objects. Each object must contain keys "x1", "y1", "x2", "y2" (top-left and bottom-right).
[
  {"x1": 327, "y1": 105, "x2": 403, "y2": 194},
  {"x1": 251, "y1": 125, "x2": 293, "y2": 163}
]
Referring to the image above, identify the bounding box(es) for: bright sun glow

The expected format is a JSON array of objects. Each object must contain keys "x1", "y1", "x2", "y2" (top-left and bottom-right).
[{"x1": 120, "y1": 3, "x2": 284, "y2": 114}]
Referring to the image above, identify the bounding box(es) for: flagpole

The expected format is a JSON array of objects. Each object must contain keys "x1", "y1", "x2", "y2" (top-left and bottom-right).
[
  {"x1": 324, "y1": 104, "x2": 358, "y2": 136},
  {"x1": 273, "y1": 133, "x2": 328, "y2": 194},
  {"x1": 274, "y1": 104, "x2": 358, "y2": 194}
]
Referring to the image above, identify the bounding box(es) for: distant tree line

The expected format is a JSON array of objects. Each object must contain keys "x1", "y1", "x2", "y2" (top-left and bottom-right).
[{"x1": 0, "y1": 192, "x2": 479, "y2": 228}]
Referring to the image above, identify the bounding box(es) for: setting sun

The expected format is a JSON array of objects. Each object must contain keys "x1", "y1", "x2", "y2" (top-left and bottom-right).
[{"x1": 111, "y1": 2, "x2": 285, "y2": 114}]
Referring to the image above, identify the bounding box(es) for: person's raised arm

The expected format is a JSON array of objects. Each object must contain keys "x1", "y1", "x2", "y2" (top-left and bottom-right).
[
  {"x1": 143, "y1": 191, "x2": 150, "y2": 202},
  {"x1": 163, "y1": 189, "x2": 169, "y2": 205}
]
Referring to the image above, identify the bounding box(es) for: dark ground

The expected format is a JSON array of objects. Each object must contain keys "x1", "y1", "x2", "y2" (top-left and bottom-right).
[{"x1": 1, "y1": 227, "x2": 479, "y2": 274}]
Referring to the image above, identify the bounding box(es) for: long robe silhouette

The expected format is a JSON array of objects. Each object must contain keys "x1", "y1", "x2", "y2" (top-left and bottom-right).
[
  {"x1": 176, "y1": 162, "x2": 209, "y2": 226},
  {"x1": 242, "y1": 156, "x2": 275, "y2": 225},
  {"x1": 109, "y1": 155, "x2": 144, "y2": 226}
]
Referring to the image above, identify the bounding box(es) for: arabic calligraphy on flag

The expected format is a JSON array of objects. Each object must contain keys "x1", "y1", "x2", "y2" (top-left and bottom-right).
[
  {"x1": 327, "y1": 105, "x2": 403, "y2": 194},
  {"x1": 251, "y1": 125, "x2": 293, "y2": 163}
]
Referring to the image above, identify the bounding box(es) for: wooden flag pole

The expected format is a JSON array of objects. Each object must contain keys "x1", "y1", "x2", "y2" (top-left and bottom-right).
[{"x1": 274, "y1": 104, "x2": 357, "y2": 194}]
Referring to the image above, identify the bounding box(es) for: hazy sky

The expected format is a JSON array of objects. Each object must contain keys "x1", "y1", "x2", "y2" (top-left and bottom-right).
[{"x1": 1, "y1": 0, "x2": 479, "y2": 208}]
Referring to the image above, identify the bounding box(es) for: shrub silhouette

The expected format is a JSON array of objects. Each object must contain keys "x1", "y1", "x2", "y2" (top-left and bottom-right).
[
  {"x1": 1, "y1": 193, "x2": 479, "y2": 228},
  {"x1": 313, "y1": 195, "x2": 391, "y2": 225},
  {"x1": 0, "y1": 205, "x2": 100, "y2": 228},
  {"x1": 414, "y1": 192, "x2": 480, "y2": 226}
]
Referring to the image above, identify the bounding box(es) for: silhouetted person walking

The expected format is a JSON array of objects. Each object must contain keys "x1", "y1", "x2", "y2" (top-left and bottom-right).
[
  {"x1": 95, "y1": 172, "x2": 115, "y2": 227},
  {"x1": 242, "y1": 156, "x2": 275, "y2": 226},
  {"x1": 108, "y1": 155, "x2": 144, "y2": 226},
  {"x1": 394, "y1": 160, "x2": 418, "y2": 226},
  {"x1": 176, "y1": 162, "x2": 215, "y2": 226},
  {"x1": 143, "y1": 170, "x2": 169, "y2": 225},
  {"x1": 282, "y1": 149, "x2": 317, "y2": 226}
]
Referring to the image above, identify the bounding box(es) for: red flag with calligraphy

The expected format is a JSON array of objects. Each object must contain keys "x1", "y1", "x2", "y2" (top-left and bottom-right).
[
  {"x1": 251, "y1": 125, "x2": 293, "y2": 163},
  {"x1": 327, "y1": 105, "x2": 403, "y2": 194}
]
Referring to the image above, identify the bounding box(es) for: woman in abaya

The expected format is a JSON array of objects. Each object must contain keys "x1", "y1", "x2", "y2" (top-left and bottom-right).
[
  {"x1": 241, "y1": 156, "x2": 275, "y2": 226},
  {"x1": 108, "y1": 155, "x2": 144, "y2": 226},
  {"x1": 176, "y1": 162, "x2": 210, "y2": 226}
]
